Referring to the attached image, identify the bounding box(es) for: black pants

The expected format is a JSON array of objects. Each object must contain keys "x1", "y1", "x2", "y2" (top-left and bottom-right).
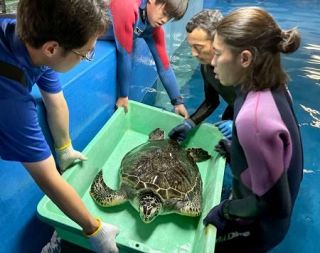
[
  {"x1": 215, "y1": 221, "x2": 262, "y2": 253},
  {"x1": 215, "y1": 218, "x2": 290, "y2": 253}
]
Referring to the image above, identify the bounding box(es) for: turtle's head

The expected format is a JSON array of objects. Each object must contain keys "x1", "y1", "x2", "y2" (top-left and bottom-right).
[{"x1": 138, "y1": 194, "x2": 162, "y2": 223}]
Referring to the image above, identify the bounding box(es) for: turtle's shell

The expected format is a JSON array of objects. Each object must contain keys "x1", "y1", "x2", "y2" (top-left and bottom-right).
[{"x1": 120, "y1": 139, "x2": 201, "y2": 201}]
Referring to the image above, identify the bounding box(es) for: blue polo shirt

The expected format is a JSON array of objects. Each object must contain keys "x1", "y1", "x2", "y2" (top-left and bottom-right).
[{"x1": 0, "y1": 17, "x2": 62, "y2": 162}]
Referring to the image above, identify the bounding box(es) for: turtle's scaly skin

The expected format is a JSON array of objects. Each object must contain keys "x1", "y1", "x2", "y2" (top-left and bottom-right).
[{"x1": 90, "y1": 129, "x2": 210, "y2": 222}]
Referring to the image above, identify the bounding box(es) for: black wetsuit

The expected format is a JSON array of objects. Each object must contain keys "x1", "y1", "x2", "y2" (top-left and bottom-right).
[
  {"x1": 189, "y1": 64, "x2": 236, "y2": 124},
  {"x1": 215, "y1": 86, "x2": 304, "y2": 253}
]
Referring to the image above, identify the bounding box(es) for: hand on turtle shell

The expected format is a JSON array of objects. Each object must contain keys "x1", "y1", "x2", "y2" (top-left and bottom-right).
[{"x1": 169, "y1": 119, "x2": 195, "y2": 144}]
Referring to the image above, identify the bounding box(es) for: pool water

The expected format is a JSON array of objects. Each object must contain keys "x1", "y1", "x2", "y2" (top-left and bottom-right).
[{"x1": 146, "y1": 0, "x2": 320, "y2": 252}]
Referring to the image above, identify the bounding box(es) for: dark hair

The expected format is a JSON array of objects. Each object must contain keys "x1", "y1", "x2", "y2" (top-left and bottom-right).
[
  {"x1": 155, "y1": 0, "x2": 188, "y2": 21},
  {"x1": 217, "y1": 7, "x2": 301, "y2": 91},
  {"x1": 186, "y1": 9, "x2": 223, "y2": 40},
  {"x1": 16, "y1": 0, "x2": 109, "y2": 50}
]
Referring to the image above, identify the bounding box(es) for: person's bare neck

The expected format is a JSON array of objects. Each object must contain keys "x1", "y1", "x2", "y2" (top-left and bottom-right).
[{"x1": 25, "y1": 43, "x2": 44, "y2": 66}]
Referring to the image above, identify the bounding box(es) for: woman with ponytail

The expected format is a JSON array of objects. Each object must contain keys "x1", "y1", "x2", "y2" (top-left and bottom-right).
[{"x1": 203, "y1": 7, "x2": 303, "y2": 253}]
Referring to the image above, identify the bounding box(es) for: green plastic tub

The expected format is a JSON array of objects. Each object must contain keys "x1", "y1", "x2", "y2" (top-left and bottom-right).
[{"x1": 37, "y1": 101, "x2": 225, "y2": 253}]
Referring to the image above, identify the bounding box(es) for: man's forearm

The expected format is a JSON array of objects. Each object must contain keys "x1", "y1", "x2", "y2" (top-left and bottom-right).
[
  {"x1": 47, "y1": 102, "x2": 70, "y2": 148},
  {"x1": 190, "y1": 100, "x2": 218, "y2": 125},
  {"x1": 41, "y1": 90, "x2": 70, "y2": 148},
  {"x1": 24, "y1": 157, "x2": 98, "y2": 233}
]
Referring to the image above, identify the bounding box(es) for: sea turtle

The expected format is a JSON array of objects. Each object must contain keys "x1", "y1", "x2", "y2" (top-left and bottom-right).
[{"x1": 90, "y1": 128, "x2": 211, "y2": 223}]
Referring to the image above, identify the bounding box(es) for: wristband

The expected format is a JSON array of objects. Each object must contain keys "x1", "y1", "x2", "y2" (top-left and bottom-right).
[
  {"x1": 171, "y1": 96, "x2": 184, "y2": 106},
  {"x1": 86, "y1": 218, "x2": 102, "y2": 237},
  {"x1": 55, "y1": 139, "x2": 71, "y2": 151}
]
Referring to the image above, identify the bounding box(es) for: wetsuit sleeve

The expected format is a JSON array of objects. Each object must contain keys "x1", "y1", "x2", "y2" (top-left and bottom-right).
[
  {"x1": 109, "y1": 1, "x2": 138, "y2": 97},
  {"x1": 189, "y1": 65, "x2": 220, "y2": 124},
  {"x1": 225, "y1": 91, "x2": 293, "y2": 220},
  {"x1": 37, "y1": 68, "x2": 61, "y2": 93},
  {"x1": 144, "y1": 27, "x2": 183, "y2": 105}
]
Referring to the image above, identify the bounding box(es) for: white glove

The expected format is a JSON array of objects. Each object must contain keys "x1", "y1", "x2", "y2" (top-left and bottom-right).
[
  {"x1": 55, "y1": 143, "x2": 87, "y2": 172},
  {"x1": 87, "y1": 221, "x2": 119, "y2": 253}
]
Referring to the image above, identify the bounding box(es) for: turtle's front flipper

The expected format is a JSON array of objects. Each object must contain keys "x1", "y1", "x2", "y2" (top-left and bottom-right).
[
  {"x1": 187, "y1": 148, "x2": 211, "y2": 162},
  {"x1": 176, "y1": 198, "x2": 202, "y2": 217},
  {"x1": 90, "y1": 170, "x2": 127, "y2": 207}
]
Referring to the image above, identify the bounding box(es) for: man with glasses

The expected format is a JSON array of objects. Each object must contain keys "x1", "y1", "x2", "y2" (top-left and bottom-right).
[
  {"x1": 72, "y1": 48, "x2": 96, "y2": 62},
  {"x1": 0, "y1": 0, "x2": 119, "y2": 252}
]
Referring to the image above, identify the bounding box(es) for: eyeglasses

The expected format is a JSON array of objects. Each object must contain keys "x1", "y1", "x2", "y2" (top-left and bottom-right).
[{"x1": 72, "y1": 47, "x2": 95, "y2": 61}]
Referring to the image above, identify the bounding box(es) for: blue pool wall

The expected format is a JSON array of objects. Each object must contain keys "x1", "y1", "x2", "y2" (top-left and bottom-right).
[{"x1": 0, "y1": 1, "x2": 203, "y2": 252}]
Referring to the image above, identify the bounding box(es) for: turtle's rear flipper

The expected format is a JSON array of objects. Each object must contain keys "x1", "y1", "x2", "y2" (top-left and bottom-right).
[
  {"x1": 90, "y1": 170, "x2": 127, "y2": 207},
  {"x1": 187, "y1": 148, "x2": 211, "y2": 162}
]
